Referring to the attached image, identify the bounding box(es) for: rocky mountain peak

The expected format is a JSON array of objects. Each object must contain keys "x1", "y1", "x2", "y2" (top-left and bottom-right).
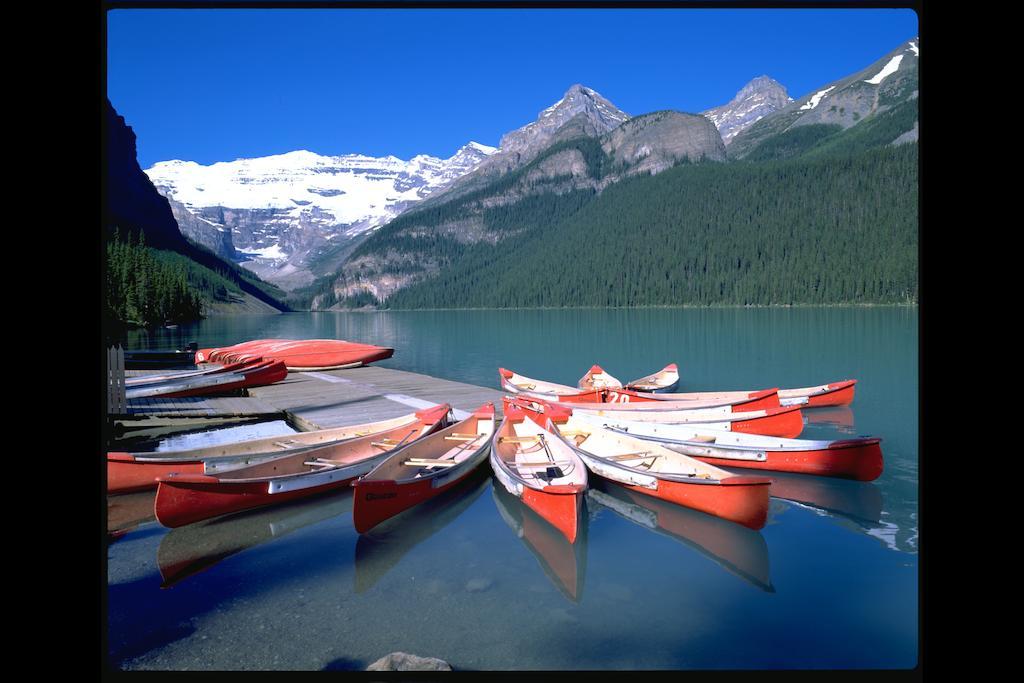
[
  {"x1": 499, "y1": 84, "x2": 630, "y2": 154},
  {"x1": 703, "y1": 75, "x2": 793, "y2": 145},
  {"x1": 736, "y1": 76, "x2": 789, "y2": 102}
]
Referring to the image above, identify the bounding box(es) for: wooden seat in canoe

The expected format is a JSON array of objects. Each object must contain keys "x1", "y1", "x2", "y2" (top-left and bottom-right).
[
  {"x1": 499, "y1": 435, "x2": 542, "y2": 444},
  {"x1": 512, "y1": 459, "x2": 573, "y2": 468},
  {"x1": 403, "y1": 458, "x2": 458, "y2": 468},
  {"x1": 303, "y1": 458, "x2": 343, "y2": 468}
]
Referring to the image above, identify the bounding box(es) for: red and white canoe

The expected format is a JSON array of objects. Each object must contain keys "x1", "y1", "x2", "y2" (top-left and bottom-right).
[
  {"x1": 505, "y1": 397, "x2": 771, "y2": 530},
  {"x1": 640, "y1": 380, "x2": 858, "y2": 408},
  {"x1": 125, "y1": 359, "x2": 288, "y2": 399},
  {"x1": 578, "y1": 365, "x2": 623, "y2": 391},
  {"x1": 527, "y1": 386, "x2": 782, "y2": 413},
  {"x1": 196, "y1": 338, "x2": 394, "y2": 371},
  {"x1": 108, "y1": 404, "x2": 453, "y2": 495},
  {"x1": 514, "y1": 394, "x2": 804, "y2": 439},
  {"x1": 500, "y1": 367, "x2": 855, "y2": 409},
  {"x1": 490, "y1": 399, "x2": 588, "y2": 543},
  {"x1": 623, "y1": 363, "x2": 680, "y2": 393},
  {"x1": 499, "y1": 367, "x2": 578, "y2": 395},
  {"x1": 124, "y1": 359, "x2": 261, "y2": 387},
  {"x1": 352, "y1": 403, "x2": 496, "y2": 534},
  {"x1": 570, "y1": 411, "x2": 883, "y2": 481},
  {"x1": 153, "y1": 405, "x2": 452, "y2": 528}
]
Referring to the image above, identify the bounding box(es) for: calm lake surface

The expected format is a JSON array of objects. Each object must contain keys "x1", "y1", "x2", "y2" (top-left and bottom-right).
[{"x1": 107, "y1": 307, "x2": 918, "y2": 671}]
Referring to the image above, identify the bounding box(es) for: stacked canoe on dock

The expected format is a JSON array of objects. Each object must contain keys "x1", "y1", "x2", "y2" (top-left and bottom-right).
[
  {"x1": 120, "y1": 337, "x2": 395, "y2": 401},
  {"x1": 195, "y1": 338, "x2": 394, "y2": 371}
]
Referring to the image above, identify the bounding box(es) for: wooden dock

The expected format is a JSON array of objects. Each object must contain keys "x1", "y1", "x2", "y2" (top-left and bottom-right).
[{"x1": 118, "y1": 365, "x2": 506, "y2": 432}]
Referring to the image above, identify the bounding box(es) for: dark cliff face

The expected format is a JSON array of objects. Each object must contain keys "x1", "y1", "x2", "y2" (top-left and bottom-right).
[
  {"x1": 105, "y1": 100, "x2": 188, "y2": 251},
  {"x1": 105, "y1": 100, "x2": 288, "y2": 312}
]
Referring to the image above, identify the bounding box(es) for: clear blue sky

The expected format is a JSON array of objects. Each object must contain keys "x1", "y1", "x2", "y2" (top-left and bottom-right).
[{"x1": 107, "y1": 7, "x2": 919, "y2": 169}]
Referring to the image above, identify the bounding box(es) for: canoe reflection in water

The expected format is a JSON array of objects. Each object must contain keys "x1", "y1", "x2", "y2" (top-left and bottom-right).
[
  {"x1": 765, "y1": 469, "x2": 883, "y2": 525},
  {"x1": 107, "y1": 490, "x2": 158, "y2": 541},
  {"x1": 491, "y1": 478, "x2": 588, "y2": 603},
  {"x1": 156, "y1": 488, "x2": 354, "y2": 588},
  {"x1": 353, "y1": 467, "x2": 490, "y2": 594},
  {"x1": 586, "y1": 478, "x2": 774, "y2": 593},
  {"x1": 804, "y1": 406, "x2": 856, "y2": 432}
]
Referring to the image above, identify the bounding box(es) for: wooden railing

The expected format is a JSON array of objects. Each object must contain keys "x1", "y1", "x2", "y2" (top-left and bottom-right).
[{"x1": 107, "y1": 345, "x2": 127, "y2": 416}]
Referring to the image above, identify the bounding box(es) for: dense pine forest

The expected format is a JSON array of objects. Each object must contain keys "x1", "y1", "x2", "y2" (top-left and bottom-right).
[
  {"x1": 362, "y1": 139, "x2": 917, "y2": 309},
  {"x1": 104, "y1": 229, "x2": 287, "y2": 328}
]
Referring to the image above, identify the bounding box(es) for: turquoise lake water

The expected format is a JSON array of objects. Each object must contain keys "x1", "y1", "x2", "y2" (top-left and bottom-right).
[{"x1": 107, "y1": 307, "x2": 918, "y2": 670}]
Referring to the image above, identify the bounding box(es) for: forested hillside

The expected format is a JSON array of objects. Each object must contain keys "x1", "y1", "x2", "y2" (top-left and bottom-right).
[{"x1": 381, "y1": 141, "x2": 917, "y2": 308}]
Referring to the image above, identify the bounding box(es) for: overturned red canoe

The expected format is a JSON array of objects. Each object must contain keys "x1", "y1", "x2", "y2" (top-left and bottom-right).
[
  {"x1": 352, "y1": 403, "x2": 496, "y2": 534},
  {"x1": 126, "y1": 359, "x2": 288, "y2": 400},
  {"x1": 196, "y1": 339, "x2": 394, "y2": 371},
  {"x1": 490, "y1": 399, "x2": 588, "y2": 543},
  {"x1": 124, "y1": 358, "x2": 261, "y2": 388}
]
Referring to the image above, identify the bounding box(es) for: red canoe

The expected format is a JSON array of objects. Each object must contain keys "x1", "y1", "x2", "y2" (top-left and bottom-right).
[
  {"x1": 570, "y1": 411, "x2": 883, "y2": 481},
  {"x1": 504, "y1": 396, "x2": 771, "y2": 530},
  {"x1": 489, "y1": 398, "x2": 588, "y2": 543},
  {"x1": 153, "y1": 405, "x2": 453, "y2": 528},
  {"x1": 352, "y1": 403, "x2": 496, "y2": 534},
  {"x1": 515, "y1": 394, "x2": 804, "y2": 439},
  {"x1": 125, "y1": 359, "x2": 288, "y2": 399},
  {"x1": 641, "y1": 380, "x2": 858, "y2": 408},
  {"x1": 499, "y1": 367, "x2": 856, "y2": 409},
  {"x1": 107, "y1": 405, "x2": 453, "y2": 495},
  {"x1": 196, "y1": 338, "x2": 394, "y2": 371},
  {"x1": 124, "y1": 358, "x2": 262, "y2": 388},
  {"x1": 535, "y1": 386, "x2": 782, "y2": 413},
  {"x1": 623, "y1": 363, "x2": 681, "y2": 393},
  {"x1": 577, "y1": 364, "x2": 623, "y2": 391}
]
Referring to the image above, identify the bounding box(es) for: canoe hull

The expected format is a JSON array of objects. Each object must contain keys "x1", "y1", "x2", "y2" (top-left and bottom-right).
[
  {"x1": 198, "y1": 339, "x2": 394, "y2": 371},
  {"x1": 153, "y1": 473, "x2": 357, "y2": 528},
  {"x1": 730, "y1": 406, "x2": 804, "y2": 439},
  {"x1": 575, "y1": 404, "x2": 804, "y2": 439},
  {"x1": 108, "y1": 453, "x2": 206, "y2": 495},
  {"x1": 613, "y1": 475, "x2": 771, "y2": 530},
  {"x1": 806, "y1": 380, "x2": 857, "y2": 407},
  {"x1": 687, "y1": 439, "x2": 883, "y2": 481},
  {"x1": 353, "y1": 476, "x2": 468, "y2": 534},
  {"x1": 520, "y1": 484, "x2": 585, "y2": 544},
  {"x1": 352, "y1": 403, "x2": 495, "y2": 533},
  {"x1": 130, "y1": 360, "x2": 289, "y2": 399}
]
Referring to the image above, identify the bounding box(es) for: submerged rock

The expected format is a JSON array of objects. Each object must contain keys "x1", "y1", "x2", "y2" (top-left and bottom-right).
[
  {"x1": 366, "y1": 652, "x2": 452, "y2": 671},
  {"x1": 465, "y1": 577, "x2": 493, "y2": 593}
]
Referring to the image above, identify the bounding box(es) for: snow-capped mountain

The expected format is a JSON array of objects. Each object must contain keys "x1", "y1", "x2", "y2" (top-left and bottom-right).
[
  {"x1": 144, "y1": 142, "x2": 497, "y2": 289},
  {"x1": 412, "y1": 84, "x2": 632, "y2": 209},
  {"x1": 702, "y1": 76, "x2": 792, "y2": 145}
]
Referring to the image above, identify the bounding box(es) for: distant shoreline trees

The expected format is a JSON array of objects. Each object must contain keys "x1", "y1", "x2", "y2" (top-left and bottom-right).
[{"x1": 105, "y1": 229, "x2": 204, "y2": 328}]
